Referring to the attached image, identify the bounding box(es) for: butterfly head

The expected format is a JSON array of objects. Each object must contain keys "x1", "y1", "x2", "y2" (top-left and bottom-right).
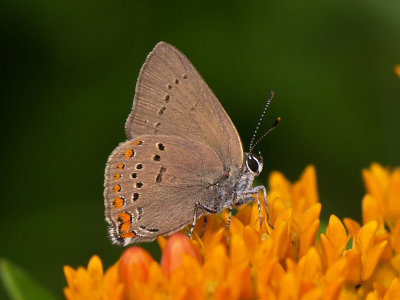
[{"x1": 245, "y1": 152, "x2": 263, "y2": 175}]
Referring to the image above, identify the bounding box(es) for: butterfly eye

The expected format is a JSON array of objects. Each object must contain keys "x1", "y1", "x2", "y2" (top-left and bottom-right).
[{"x1": 246, "y1": 155, "x2": 260, "y2": 173}]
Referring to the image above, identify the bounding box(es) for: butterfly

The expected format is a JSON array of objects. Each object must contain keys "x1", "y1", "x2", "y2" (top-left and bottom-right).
[{"x1": 104, "y1": 42, "x2": 278, "y2": 245}]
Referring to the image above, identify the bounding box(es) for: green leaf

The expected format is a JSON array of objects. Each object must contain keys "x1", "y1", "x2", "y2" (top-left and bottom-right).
[{"x1": 0, "y1": 259, "x2": 58, "y2": 300}]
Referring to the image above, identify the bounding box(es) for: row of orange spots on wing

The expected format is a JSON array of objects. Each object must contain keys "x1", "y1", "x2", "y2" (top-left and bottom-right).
[
  {"x1": 111, "y1": 140, "x2": 143, "y2": 240},
  {"x1": 113, "y1": 197, "x2": 125, "y2": 209},
  {"x1": 118, "y1": 212, "x2": 136, "y2": 238}
]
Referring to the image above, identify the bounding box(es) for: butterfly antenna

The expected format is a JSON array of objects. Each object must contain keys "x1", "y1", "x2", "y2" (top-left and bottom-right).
[
  {"x1": 249, "y1": 117, "x2": 281, "y2": 152},
  {"x1": 249, "y1": 91, "x2": 275, "y2": 152}
]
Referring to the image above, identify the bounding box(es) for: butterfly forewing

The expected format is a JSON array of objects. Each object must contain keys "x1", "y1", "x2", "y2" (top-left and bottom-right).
[
  {"x1": 125, "y1": 42, "x2": 243, "y2": 172},
  {"x1": 104, "y1": 135, "x2": 224, "y2": 244}
]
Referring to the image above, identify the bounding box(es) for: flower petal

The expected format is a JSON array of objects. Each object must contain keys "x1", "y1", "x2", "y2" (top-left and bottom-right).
[
  {"x1": 161, "y1": 233, "x2": 201, "y2": 278},
  {"x1": 362, "y1": 241, "x2": 388, "y2": 281},
  {"x1": 269, "y1": 194, "x2": 288, "y2": 225},
  {"x1": 272, "y1": 220, "x2": 291, "y2": 260},
  {"x1": 102, "y1": 262, "x2": 123, "y2": 300},
  {"x1": 157, "y1": 235, "x2": 168, "y2": 252},
  {"x1": 384, "y1": 277, "x2": 400, "y2": 300},
  {"x1": 362, "y1": 164, "x2": 389, "y2": 209},
  {"x1": 278, "y1": 272, "x2": 300, "y2": 300},
  {"x1": 87, "y1": 255, "x2": 103, "y2": 283},
  {"x1": 297, "y1": 247, "x2": 323, "y2": 281},
  {"x1": 223, "y1": 214, "x2": 244, "y2": 237},
  {"x1": 392, "y1": 219, "x2": 400, "y2": 253},
  {"x1": 322, "y1": 278, "x2": 345, "y2": 300},
  {"x1": 343, "y1": 249, "x2": 361, "y2": 284},
  {"x1": 324, "y1": 257, "x2": 347, "y2": 283},
  {"x1": 387, "y1": 168, "x2": 400, "y2": 219},
  {"x1": 252, "y1": 239, "x2": 274, "y2": 269},
  {"x1": 356, "y1": 220, "x2": 378, "y2": 255},
  {"x1": 343, "y1": 218, "x2": 361, "y2": 239},
  {"x1": 326, "y1": 215, "x2": 348, "y2": 254},
  {"x1": 296, "y1": 165, "x2": 319, "y2": 206},
  {"x1": 362, "y1": 194, "x2": 384, "y2": 227},
  {"x1": 269, "y1": 171, "x2": 292, "y2": 206},
  {"x1": 243, "y1": 225, "x2": 261, "y2": 256},
  {"x1": 63, "y1": 265, "x2": 76, "y2": 290},
  {"x1": 299, "y1": 203, "x2": 321, "y2": 232},
  {"x1": 230, "y1": 234, "x2": 249, "y2": 265},
  {"x1": 320, "y1": 233, "x2": 340, "y2": 267},
  {"x1": 299, "y1": 219, "x2": 320, "y2": 258},
  {"x1": 119, "y1": 247, "x2": 154, "y2": 283},
  {"x1": 365, "y1": 291, "x2": 380, "y2": 300},
  {"x1": 235, "y1": 204, "x2": 253, "y2": 226},
  {"x1": 301, "y1": 288, "x2": 322, "y2": 300}
]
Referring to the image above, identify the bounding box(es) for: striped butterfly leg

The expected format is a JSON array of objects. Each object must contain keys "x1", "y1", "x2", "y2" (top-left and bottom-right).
[
  {"x1": 226, "y1": 191, "x2": 237, "y2": 230},
  {"x1": 200, "y1": 216, "x2": 207, "y2": 237},
  {"x1": 236, "y1": 185, "x2": 273, "y2": 229},
  {"x1": 188, "y1": 202, "x2": 217, "y2": 238}
]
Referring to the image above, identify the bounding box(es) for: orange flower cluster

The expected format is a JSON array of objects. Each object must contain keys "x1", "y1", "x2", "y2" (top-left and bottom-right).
[{"x1": 64, "y1": 164, "x2": 400, "y2": 300}]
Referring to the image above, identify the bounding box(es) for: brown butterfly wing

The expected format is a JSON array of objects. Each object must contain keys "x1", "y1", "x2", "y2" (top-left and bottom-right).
[
  {"x1": 125, "y1": 42, "x2": 243, "y2": 173},
  {"x1": 104, "y1": 135, "x2": 224, "y2": 244}
]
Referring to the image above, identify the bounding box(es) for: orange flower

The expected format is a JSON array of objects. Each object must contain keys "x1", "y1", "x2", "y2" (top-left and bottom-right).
[
  {"x1": 362, "y1": 164, "x2": 400, "y2": 266},
  {"x1": 119, "y1": 247, "x2": 155, "y2": 299},
  {"x1": 395, "y1": 65, "x2": 400, "y2": 79},
  {"x1": 362, "y1": 163, "x2": 400, "y2": 225},
  {"x1": 160, "y1": 232, "x2": 201, "y2": 278},
  {"x1": 64, "y1": 164, "x2": 400, "y2": 300},
  {"x1": 63, "y1": 255, "x2": 123, "y2": 300},
  {"x1": 320, "y1": 215, "x2": 349, "y2": 268}
]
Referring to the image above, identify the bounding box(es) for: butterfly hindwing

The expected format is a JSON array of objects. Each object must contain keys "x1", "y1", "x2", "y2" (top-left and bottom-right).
[{"x1": 104, "y1": 135, "x2": 224, "y2": 244}]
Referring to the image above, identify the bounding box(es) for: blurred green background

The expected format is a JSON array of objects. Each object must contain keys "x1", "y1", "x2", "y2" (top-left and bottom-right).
[{"x1": 1, "y1": 0, "x2": 400, "y2": 298}]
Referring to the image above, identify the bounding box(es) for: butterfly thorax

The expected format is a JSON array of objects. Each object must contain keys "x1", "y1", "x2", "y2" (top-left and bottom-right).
[{"x1": 209, "y1": 152, "x2": 263, "y2": 213}]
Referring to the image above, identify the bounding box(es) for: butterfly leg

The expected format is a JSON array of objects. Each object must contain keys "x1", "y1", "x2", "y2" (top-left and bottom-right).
[
  {"x1": 200, "y1": 216, "x2": 207, "y2": 237},
  {"x1": 255, "y1": 192, "x2": 262, "y2": 227},
  {"x1": 236, "y1": 191, "x2": 262, "y2": 226},
  {"x1": 189, "y1": 202, "x2": 217, "y2": 237},
  {"x1": 236, "y1": 185, "x2": 272, "y2": 228},
  {"x1": 233, "y1": 196, "x2": 254, "y2": 207},
  {"x1": 226, "y1": 191, "x2": 237, "y2": 230},
  {"x1": 226, "y1": 209, "x2": 232, "y2": 229},
  {"x1": 254, "y1": 185, "x2": 273, "y2": 229}
]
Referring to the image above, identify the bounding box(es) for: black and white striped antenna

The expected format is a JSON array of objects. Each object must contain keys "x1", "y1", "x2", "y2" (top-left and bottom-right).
[{"x1": 248, "y1": 91, "x2": 281, "y2": 152}]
